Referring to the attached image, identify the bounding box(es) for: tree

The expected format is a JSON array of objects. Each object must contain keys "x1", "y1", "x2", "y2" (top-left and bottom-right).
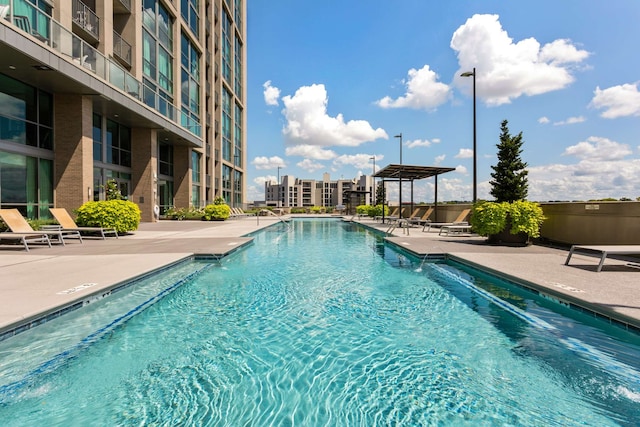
[
  {"x1": 375, "y1": 182, "x2": 386, "y2": 205},
  {"x1": 490, "y1": 120, "x2": 529, "y2": 202}
]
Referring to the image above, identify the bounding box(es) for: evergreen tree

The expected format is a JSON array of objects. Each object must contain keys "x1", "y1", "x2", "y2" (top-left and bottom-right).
[
  {"x1": 490, "y1": 120, "x2": 529, "y2": 202},
  {"x1": 375, "y1": 182, "x2": 386, "y2": 205}
]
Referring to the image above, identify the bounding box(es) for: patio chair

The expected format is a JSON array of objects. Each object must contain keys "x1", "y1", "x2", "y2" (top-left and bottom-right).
[
  {"x1": 423, "y1": 208, "x2": 471, "y2": 232},
  {"x1": 0, "y1": 232, "x2": 51, "y2": 251},
  {"x1": 408, "y1": 207, "x2": 434, "y2": 227},
  {"x1": 49, "y1": 208, "x2": 118, "y2": 239},
  {"x1": 0, "y1": 209, "x2": 81, "y2": 245}
]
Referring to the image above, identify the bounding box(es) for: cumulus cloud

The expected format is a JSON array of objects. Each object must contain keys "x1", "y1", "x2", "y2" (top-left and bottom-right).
[
  {"x1": 297, "y1": 158, "x2": 325, "y2": 173},
  {"x1": 434, "y1": 154, "x2": 446, "y2": 165},
  {"x1": 554, "y1": 116, "x2": 586, "y2": 126},
  {"x1": 589, "y1": 83, "x2": 640, "y2": 118},
  {"x1": 563, "y1": 136, "x2": 632, "y2": 161},
  {"x1": 375, "y1": 65, "x2": 452, "y2": 110},
  {"x1": 263, "y1": 81, "x2": 281, "y2": 106},
  {"x1": 451, "y1": 14, "x2": 590, "y2": 106},
  {"x1": 538, "y1": 116, "x2": 550, "y2": 124},
  {"x1": 282, "y1": 84, "x2": 388, "y2": 147},
  {"x1": 528, "y1": 158, "x2": 640, "y2": 201},
  {"x1": 455, "y1": 148, "x2": 473, "y2": 159},
  {"x1": 455, "y1": 165, "x2": 468, "y2": 174},
  {"x1": 333, "y1": 153, "x2": 383, "y2": 170},
  {"x1": 406, "y1": 138, "x2": 440, "y2": 149},
  {"x1": 285, "y1": 144, "x2": 337, "y2": 160},
  {"x1": 251, "y1": 156, "x2": 286, "y2": 170},
  {"x1": 254, "y1": 176, "x2": 275, "y2": 186}
]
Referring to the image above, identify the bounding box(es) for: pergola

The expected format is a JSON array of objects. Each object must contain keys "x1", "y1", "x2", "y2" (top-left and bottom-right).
[{"x1": 374, "y1": 164, "x2": 456, "y2": 222}]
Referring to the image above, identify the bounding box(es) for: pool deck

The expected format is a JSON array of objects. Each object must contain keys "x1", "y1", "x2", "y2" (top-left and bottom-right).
[{"x1": 1, "y1": 215, "x2": 639, "y2": 339}]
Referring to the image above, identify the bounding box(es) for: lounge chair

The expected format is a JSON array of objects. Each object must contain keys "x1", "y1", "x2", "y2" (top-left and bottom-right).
[
  {"x1": 423, "y1": 208, "x2": 471, "y2": 232},
  {"x1": 0, "y1": 232, "x2": 51, "y2": 251},
  {"x1": 408, "y1": 207, "x2": 434, "y2": 226},
  {"x1": 0, "y1": 209, "x2": 81, "y2": 245},
  {"x1": 49, "y1": 208, "x2": 118, "y2": 239},
  {"x1": 376, "y1": 207, "x2": 399, "y2": 223}
]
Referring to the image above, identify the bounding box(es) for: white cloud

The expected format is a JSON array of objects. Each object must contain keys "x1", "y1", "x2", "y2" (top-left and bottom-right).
[
  {"x1": 554, "y1": 116, "x2": 586, "y2": 126},
  {"x1": 254, "y1": 176, "x2": 275, "y2": 186},
  {"x1": 455, "y1": 148, "x2": 473, "y2": 159},
  {"x1": 285, "y1": 144, "x2": 337, "y2": 160},
  {"x1": 333, "y1": 153, "x2": 380, "y2": 170},
  {"x1": 538, "y1": 116, "x2": 550, "y2": 124},
  {"x1": 376, "y1": 65, "x2": 452, "y2": 110},
  {"x1": 451, "y1": 14, "x2": 590, "y2": 106},
  {"x1": 297, "y1": 158, "x2": 325, "y2": 173},
  {"x1": 434, "y1": 154, "x2": 446, "y2": 165},
  {"x1": 406, "y1": 138, "x2": 439, "y2": 149},
  {"x1": 282, "y1": 84, "x2": 388, "y2": 147},
  {"x1": 251, "y1": 156, "x2": 286, "y2": 170},
  {"x1": 263, "y1": 80, "x2": 281, "y2": 106},
  {"x1": 563, "y1": 136, "x2": 632, "y2": 161},
  {"x1": 528, "y1": 158, "x2": 640, "y2": 201},
  {"x1": 455, "y1": 165, "x2": 468, "y2": 174},
  {"x1": 589, "y1": 83, "x2": 640, "y2": 118}
]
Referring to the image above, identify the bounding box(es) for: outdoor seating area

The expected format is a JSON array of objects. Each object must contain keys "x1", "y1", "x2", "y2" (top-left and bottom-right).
[
  {"x1": 49, "y1": 208, "x2": 118, "y2": 239},
  {"x1": 423, "y1": 208, "x2": 471, "y2": 232},
  {"x1": 0, "y1": 209, "x2": 83, "y2": 251},
  {"x1": 565, "y1": 245, "x2": 640, "y2": 272}
]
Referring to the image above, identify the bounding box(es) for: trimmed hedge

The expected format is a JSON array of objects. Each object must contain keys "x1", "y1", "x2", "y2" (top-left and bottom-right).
[{"x1": 75, "y1": 200, "x2": 141, "y2": 233}]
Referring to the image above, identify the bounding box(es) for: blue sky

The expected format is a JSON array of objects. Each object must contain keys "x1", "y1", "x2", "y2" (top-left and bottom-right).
[{"x1": 245, "y1": 0, "x2": 640, "y2": 203}]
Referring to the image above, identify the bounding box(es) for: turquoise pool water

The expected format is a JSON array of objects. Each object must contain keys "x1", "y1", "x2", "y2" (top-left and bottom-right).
[{"x1": 1, "y1": 218, "x2": 639, "y2": 425}]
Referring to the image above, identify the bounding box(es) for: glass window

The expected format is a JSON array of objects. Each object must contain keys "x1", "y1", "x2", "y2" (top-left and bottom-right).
[
  {"x1": 0, "y1": 151, "x2": 52, "y2": 219},
  {"x1": 93, "y1": 113, "x2": 102, "y2": 162}
]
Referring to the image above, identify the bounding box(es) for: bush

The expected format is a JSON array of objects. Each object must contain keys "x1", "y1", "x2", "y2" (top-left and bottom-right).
[
  {"x1": 471, "y1": 201, "x2": 545, "y2": 238},
  {"x1": 164, "y1": 206, "x2": 204, "y2": 220},
  {"x1": 203, "y1": 203, "x2": 231, "y2": 220},
  {"x1": 367, "y1": 204, "x2": 389, "y2": 218},
  {"x1": 75, "y1": 200, "x2": 141, "y2": 233},
  {"x1": 356, "y1": 205, "x2": 369, "y2": 216}
]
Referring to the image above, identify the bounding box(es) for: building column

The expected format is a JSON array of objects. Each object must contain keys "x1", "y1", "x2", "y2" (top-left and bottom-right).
[
  {"x1": 131, "y1": 128, "x2": 157, "y2": 222},
  {"x1": 173, "y1": 145, "x2": 191, "y2": 208},
  {"x1": 54, "y1": 94, "x2": 93, "y2": 211}
]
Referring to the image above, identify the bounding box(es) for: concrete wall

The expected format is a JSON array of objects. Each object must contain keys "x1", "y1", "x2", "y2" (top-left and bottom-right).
[
  {"x1": 411, "y1": 202, "x2": 640, "y2": 245},
  {"x1": 539, "y1": 202, "x2": 640, "y2": 245}
]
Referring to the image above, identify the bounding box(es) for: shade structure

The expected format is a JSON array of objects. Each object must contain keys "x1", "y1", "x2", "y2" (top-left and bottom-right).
[{"x1": 373, "y1": 164, "x2": 456, "y2": 221}]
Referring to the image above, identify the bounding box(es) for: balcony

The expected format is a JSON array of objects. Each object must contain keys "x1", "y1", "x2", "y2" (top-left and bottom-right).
[
  {"x1": 72, "y1": 0, "x2": 100, "y2": 41},
  {"x1": 113, "y1": 0, "x2": 132, "y2": 14},
  {"x1": 113, "y1": 30, "x2": 131, "y2": 68},
  {"x1": 1, "y1": 1, "x2": 201, "y2": 138}
]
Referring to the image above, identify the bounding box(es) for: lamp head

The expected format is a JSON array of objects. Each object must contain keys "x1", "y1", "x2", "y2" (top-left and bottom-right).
[{"x1": 460, "y1": 71, "x2": 475, "y2": 77}]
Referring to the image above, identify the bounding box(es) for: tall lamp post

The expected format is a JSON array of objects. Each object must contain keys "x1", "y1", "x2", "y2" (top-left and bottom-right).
[
  {"x1": 370, "y1": 156, "x2": 376, "y2": 205},
  {"x1": 460, "y1": 67, "x2": 477, "y2": 203},
  {"x1": 277, "y1": 166, "x2": 282, "y2": 209},
  {"x1": 395, "y1": 133, "x2": 403, "y2": 218}
]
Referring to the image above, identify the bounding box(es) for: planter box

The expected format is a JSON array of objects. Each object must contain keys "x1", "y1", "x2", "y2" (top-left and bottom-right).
[{"x1": 487, "y1": 227, "x2": 530, "y2": 246}]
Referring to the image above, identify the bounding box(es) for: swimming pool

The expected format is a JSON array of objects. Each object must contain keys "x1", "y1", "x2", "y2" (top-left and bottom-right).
[{"x1": 0, "y1": 218, "x2": 639, "y2": 425}]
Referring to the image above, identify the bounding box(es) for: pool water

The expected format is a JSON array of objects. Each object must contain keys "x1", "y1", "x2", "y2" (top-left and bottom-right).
[{"x1": 1, "y1": 218, "x2": 639, "y2": 426}]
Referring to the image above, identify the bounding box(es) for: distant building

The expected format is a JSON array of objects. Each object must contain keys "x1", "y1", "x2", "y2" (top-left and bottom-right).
[
  {"x1": 265, "y1": 173, "x2": 377, "y2": 208},
  {"x1": 0, "y1": 1, "x2": 246, "y2": 221}
]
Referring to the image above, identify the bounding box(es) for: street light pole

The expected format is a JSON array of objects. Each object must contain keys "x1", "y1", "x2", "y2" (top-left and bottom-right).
[
  {"x1": 370, "y1": 156, "x2": 376, "y2": 205},
  {"x1": 395, "y1": 133, "x2": 402, "y2": 219},
  {"x1": 460, "y1": 67, "x2": 477, "y2": 203}
]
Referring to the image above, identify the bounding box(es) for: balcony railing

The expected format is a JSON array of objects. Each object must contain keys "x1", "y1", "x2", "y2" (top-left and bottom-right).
[
  {"x1": 72, "y1": 0, "x2": 99, "y2": 40},
  {"x1": 113, "y1": 30, "x2": 131, "y2": 67},
  {"x1": 0, "y1": 0, "x2": 201, "y2": 138}
]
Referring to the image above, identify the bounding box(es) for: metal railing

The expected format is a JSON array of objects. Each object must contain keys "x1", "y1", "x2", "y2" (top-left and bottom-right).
[
  {"x1": 113, "y1": 30, "x2": 131, "y2": 67},
  {"x1": 72, "y1": 0, "x2": 99, "y2": 40},
  {"x1": 1, "y1": 0, "x2": 201, "y2": 138}
]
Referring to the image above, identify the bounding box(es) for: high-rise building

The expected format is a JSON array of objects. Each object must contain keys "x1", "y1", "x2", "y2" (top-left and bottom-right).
[{"x1": 0, "y1": 0, "x2": 246, "y2": 222}]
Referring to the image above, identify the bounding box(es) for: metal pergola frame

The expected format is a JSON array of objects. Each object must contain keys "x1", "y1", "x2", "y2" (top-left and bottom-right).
[{"x1": 374, "y1": 164, "x2": 456, "y2": 223}]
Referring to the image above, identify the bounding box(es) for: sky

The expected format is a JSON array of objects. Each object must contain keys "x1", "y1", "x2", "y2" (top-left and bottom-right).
[{"x1": 245, "y1": 0, "x2": 640, "y2": 204}]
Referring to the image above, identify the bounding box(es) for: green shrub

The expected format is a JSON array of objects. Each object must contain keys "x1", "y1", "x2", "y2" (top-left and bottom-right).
[
  {"x1": 75, "y1": 200, "x2": 141, "y2": 233},
  {"x1": 356, "y1": 205, "x2": 369, "y2": 215},
  {"x1": 367, "y1": 204, "x2": 389, "y2": 218},
  {"x1": 164, "y1": 206, "x2": 204, "y2": 220},
  {"x1": 203, "y1": 203, "x2": 231, "y2": 220},
  {"x1": 471, "y1": 200, "x2": 544, "y2": 238}
]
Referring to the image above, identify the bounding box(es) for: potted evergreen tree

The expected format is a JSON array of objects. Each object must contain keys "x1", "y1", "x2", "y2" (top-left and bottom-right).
[{"x1": 471, "y1": 120, "x2": 545, "y2": 245}]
